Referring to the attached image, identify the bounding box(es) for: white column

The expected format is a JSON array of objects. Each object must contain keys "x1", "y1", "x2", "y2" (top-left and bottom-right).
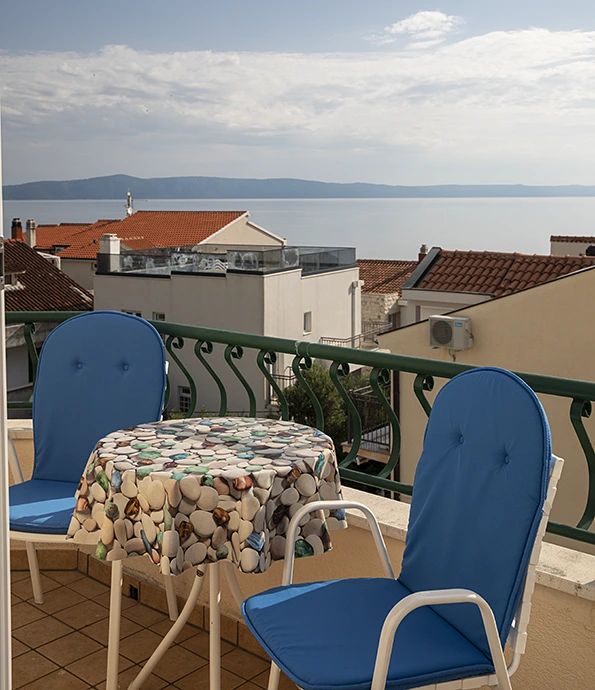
[{"x1": 0, "y1": 103, "x2": 13, "y2": 689}]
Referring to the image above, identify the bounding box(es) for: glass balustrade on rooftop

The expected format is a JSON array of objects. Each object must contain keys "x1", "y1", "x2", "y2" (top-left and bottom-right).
[{"x1": 115, "y1": 246, "x2": 356, "y2": 276}]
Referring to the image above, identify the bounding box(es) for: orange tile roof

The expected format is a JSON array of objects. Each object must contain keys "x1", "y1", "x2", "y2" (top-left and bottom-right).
[
  {"x1": 550, "y1": 235, "x2": 595, "y2": 243},
  {"x1": 414, "y1": 249, "x2": 595, "y2": 297},
  {"x1": 36, "y1": 211, "x2": 248, "y2": 260},
  {"x1": 4, "y1": 240, "x2": 93, "y2": 312},
  {"x1": 357, "y1": 259, "x2": 418, "y2": 295}
]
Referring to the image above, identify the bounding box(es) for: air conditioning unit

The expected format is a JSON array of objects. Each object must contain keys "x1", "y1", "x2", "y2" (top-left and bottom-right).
[{"x1": 429, "y1": 315, "x2": 473, "y2": 351}]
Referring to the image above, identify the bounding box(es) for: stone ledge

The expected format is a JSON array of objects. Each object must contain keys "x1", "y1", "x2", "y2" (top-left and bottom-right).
[
  {"x1": 7, "y1": 419, "x2": 33, "y2": 439},
  {"x1": 343, "y1": 486, "x2": 595, "y2": 603}
]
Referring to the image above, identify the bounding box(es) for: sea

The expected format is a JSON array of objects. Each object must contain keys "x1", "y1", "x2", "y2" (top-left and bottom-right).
[{"x1": 4, "y1": 197, "x2": 595, "y2": 260}]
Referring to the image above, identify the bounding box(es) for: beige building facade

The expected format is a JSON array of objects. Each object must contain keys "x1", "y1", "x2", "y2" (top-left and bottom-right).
[{"x1": 378, "y1": 266, "x2": 595, "y2": 550}]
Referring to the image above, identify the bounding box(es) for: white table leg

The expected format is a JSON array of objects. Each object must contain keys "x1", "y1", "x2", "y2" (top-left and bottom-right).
[
  {"x1": 210, "y1": 561, "x2": 221, "y2": 690},
  {"x1": 128, "y1": 565, "x2": 206, "y2": 690},
  {"x1": 222, "y1": 560, "x2": 244, "y2": 611},
  {"x1": 162, "y1": 556, "x2": 179, "y2": 621},
  {"x1": 106, "y1": 558, "x2": 123, "y2": 690}
]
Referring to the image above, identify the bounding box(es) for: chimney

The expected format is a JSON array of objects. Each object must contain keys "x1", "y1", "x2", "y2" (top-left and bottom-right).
[
  {"x1": 418, "y1": 243, "x2": 429, "y2": 263},
  {"x1": 26, "y1": 219, "x2": 37, "y2": 248},
  {"x1": 96, "y1": 234, "x2": 121, "y2": 274},
  {"x1": 11, "y1": 218, "x2": 23, "y2": 241}
]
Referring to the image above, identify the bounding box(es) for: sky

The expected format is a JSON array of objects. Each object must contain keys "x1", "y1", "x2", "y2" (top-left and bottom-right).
[{"x1": 3, "y1": 1, "x2": 595, "y2": 186}]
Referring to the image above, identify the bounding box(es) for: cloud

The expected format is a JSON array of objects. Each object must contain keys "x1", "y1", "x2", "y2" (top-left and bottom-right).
[
  {"x1": 3, "y1": 26, "x2": 595, "y2": 183},
  {"x1": 367, "y1": 11, "x2": 463, "y2": 47}
]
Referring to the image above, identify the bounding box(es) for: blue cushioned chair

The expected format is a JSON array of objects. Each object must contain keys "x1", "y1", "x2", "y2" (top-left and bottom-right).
[
  {"x1": 9, "y1": 311, "x2": 167, "y2": 605},
  {"x1": 242, "y1": 367, "x2": 563, "y2": 690}
]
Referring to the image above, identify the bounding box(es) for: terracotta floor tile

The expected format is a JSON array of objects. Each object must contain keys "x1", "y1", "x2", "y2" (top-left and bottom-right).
[
  {"x1": 45, "y1": 570, "x2": 85, "y2": 585},
  {"x1": 95, "y1": 665, "x2": 168, "y2": 690},
  {"x1": 180, "y1": 632, "x2": 233, "y2": 659},
  {"x1": 11, "y1": 637, "x2": 29, "y2": 659},
  {"x1": 11, "y1": 601, "x2": 47, "y2": 629},
  {"x1": 149, "y1": 618, "x2": 198, "y2": 642},
  {"x1": 54, "y1": 599, "x2": 109, "y2": 629},
  {"x1": 237, "y1": 683, "x2": 262, "y2": 690},
  {"x1": 93, "y1": 591, "x2": 138, "y2": 610},
  {"x1": 11, "y1": 573, "x2": 61, "y2": 600},
  {"x1": 11, "y1": 570, "x2": 30, "y2": 584},
  {"x1": 13, "y1": 615, "x2": 73, "y2": 649},
  {"x1": 221, "y1": 649, "x2": 270, "y2": 680},
  {"x1": 12, "y1": 593, "x2": 21, "y2": 605},
  {"x1": 19, "y1": 668, "x2": 91, "y2": 690},
  {"x1": 119, "y1": 628, "x2": 166, "y2": 663},
  {"x1": 122, "y1": 603, "x2": 167, "y2": 628},
  {"x1": 174, "y1": 666, "x2": 244, "y2": 690},
  {"x1": 152, "y1": 644, "x2": 208, "y2": 683},
  {"x1": 80, "y1": 616, "x2": 142, "y2": 645},
  {"x1": 252, "y1": 669, "x2": 297, "y2": 690},
  {"x1": 37, "y1": 630, "x2": 103, "y2": 667},
  {"x1": 68, "y1": 577, "x2": 110, "y2": 599},
  {"x1": 12, "y1": 650, "x2": 58, "y2": 689},
  {"x1": 66, "y1": 648, "x2": 134, "y2": 686},
  {"x1": 31, "y1": 586, "x2": 86, "y2": 615}
]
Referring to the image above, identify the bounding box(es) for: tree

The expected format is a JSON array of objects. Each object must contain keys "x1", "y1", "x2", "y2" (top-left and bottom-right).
[{"x1": 283, "y1": 364, "x2": 364, "y2": 451}]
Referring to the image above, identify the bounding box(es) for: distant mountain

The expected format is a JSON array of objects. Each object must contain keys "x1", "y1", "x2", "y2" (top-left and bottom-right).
[{"x1": 5, "y1": 174, "x2": 595, "y2": 200}]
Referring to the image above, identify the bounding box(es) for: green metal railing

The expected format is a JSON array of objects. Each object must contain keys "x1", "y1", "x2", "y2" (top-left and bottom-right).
[{"x1": 7, "y1": 311, "x2": 595, "y2": 547}]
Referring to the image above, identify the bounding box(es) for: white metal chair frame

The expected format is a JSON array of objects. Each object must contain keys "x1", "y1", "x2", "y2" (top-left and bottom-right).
[{"x1": 260, "y1": 455, "x2": 563, "y2": 690}]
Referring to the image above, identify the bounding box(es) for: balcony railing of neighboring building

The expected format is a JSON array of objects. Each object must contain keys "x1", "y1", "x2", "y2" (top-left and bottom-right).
[
  {"x1": 345, "y1": 384, "x2": 391, "y2": 455},
  {"x1": 319, "y1": 320, "x2": 393, "y2": 349},
  {"x1": 7, "y1": 310, "x2": 595, "y2": 550},
  {"x1": 114, "y1": 246, "x2": 356, "y2": 277}
]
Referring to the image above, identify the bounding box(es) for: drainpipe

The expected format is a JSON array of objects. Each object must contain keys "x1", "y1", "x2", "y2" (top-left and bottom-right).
[{"x1": 351, "y1": 279, "x2": 364, "y2": 344}]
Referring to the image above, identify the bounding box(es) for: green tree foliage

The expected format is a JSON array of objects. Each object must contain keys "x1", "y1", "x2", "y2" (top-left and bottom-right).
[{"x1": 283, "y1": 364, "x2": 365, "y2": 451}]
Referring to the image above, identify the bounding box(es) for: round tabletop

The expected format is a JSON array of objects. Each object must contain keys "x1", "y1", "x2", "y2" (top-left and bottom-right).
[{"x1": 68, "y1": 417, "x2": 346, "y2": 575}]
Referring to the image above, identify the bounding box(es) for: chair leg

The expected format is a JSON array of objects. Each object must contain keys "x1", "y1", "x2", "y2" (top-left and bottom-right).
[
  {"x1": 106, "y1": 558, "x2": 123, "y2": 690},
  {"x1": 25, "y1": 542, "x2": 44, "y2": 604},
  {"x1": 128, "y1": 565, "x2": 206, "y2": 690},
  {"x1": 268, "y1": 662, "x2": 281, "y2": 690},
  {"x1": 162, "y1": 557, "x2": 179, "y2": 621}
]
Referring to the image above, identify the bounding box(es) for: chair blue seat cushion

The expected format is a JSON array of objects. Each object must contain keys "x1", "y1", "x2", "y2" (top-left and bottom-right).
[
  {"x1": 9, "y1": 480, "x2": 78, "y2": 535},
  {"x1": 242, "y1": 578, "x2": 494, "y2": 690}
]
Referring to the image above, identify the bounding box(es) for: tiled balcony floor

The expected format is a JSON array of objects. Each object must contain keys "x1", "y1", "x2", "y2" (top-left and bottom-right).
[{"x1": 11, "y1": 569, "x2": 296, "y2": 690}]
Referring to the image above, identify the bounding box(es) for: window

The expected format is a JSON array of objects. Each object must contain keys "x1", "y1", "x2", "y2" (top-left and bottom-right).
[
  {"x1": 178, "y1": 386, "x2": 192, "y2": 415},
  {"x1": 122, "y1": 310, "x2": 142, "y2": 317},
  {"x1": 152, "y1": 312, "x2": 166, "y2": 321},
  {"x1": 303, "y1": 311, "x2": 312, "y2": 334}
]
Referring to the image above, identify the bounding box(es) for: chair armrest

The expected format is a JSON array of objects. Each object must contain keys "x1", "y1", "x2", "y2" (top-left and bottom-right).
[
  {"x1": 282, "y1": 500, "x2": 395, "y2": 586},
  {"x1": 8, "y1": 434, "x2": 24, "y2": 484},
  {"x1": 371, "y1": 588, "x2": 511, "y2": 690}
]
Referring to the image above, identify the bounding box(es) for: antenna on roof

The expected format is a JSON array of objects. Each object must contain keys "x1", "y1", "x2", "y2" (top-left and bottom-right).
[{"x1": 125, "y1": 190, "x2": 134, "y2": 217}]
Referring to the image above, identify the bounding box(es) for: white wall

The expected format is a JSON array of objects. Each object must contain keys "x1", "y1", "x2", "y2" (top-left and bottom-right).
[
  {"x1": 202, "y1": 217, "x2": 283, "y2": 247},
  {"x1": 60, "y1": 259, "x2": 95, "y2": 291},
  {"x1": 94, "y1": 265, "x2": 359, "y2": 415},
  {"x1": 399, "y1": 289, "x2": 491, "y2": 326},
  {"x1": 551, "y1": 240, "x2": 594, "y2": 257}
]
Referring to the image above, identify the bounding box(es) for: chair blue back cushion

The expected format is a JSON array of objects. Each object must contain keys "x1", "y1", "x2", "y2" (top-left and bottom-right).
[
  {"x1": 32, "y1": 311, "x2": 166, "y2": 484},
  {"x1": 398, "y1": 367, "x2": 550, "y2": 657}
]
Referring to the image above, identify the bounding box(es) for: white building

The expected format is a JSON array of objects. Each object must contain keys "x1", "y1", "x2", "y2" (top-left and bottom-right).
[
  {"x1": 33, "y1": 210, "x2": 284, "y2": 290},
  {"x1": 93, "y1": 237, "x2": 361, "y2": 415}
]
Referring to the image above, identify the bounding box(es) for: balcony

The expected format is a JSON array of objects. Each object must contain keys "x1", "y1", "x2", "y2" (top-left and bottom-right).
[{"x1": 6, "y1": 312, "x2": 595, "y2": 689}]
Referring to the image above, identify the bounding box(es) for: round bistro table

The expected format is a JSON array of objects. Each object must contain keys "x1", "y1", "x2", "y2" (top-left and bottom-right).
[{"x1": 68, "y1": 417, "x2": 347, "y2": 690}]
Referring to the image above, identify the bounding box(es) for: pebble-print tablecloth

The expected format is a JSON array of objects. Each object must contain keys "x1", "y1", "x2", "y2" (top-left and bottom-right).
[{"x1": 68, "y1": 418, "x2": 347, "y2": 575}]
